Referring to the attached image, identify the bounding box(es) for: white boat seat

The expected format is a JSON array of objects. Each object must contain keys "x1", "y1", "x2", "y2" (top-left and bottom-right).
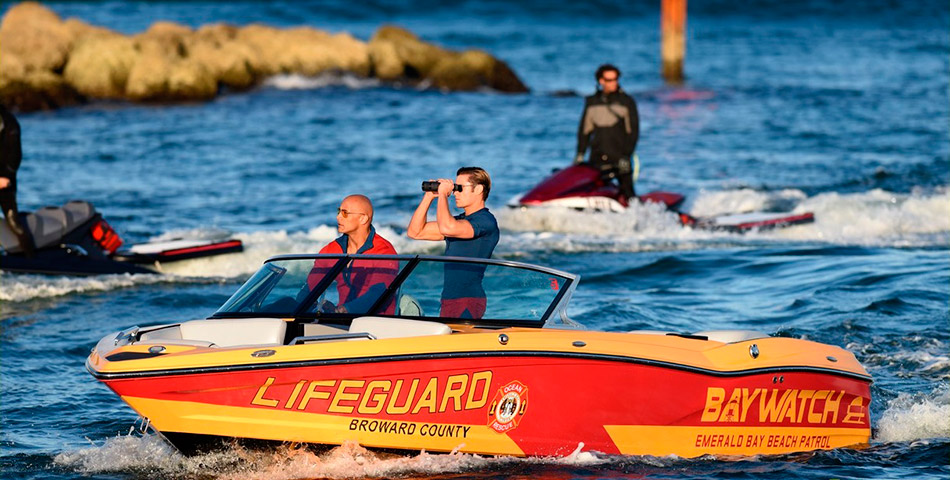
[
  {"x1": 303, "y1": 323, "x2": 348, "y2": 336},
  {"x1": 349, "y1": 316, "x2": 451, "y2": 339},
  {"x1": 694, "y1": 330, "x2": 769, "y2": 343},
  {"x1": 139, "y1": 318, "x2": 287, "y2": 348}
]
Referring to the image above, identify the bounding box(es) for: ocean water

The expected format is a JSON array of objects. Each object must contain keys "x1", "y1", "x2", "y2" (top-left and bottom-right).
[{"x1": 1, "y1": 1, "x2": 948, "y2": 479}]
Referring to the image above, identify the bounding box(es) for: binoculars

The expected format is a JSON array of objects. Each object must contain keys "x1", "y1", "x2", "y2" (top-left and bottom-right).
[{"x1": 422, "y1": 181, "x2": 463, "y2": 193}]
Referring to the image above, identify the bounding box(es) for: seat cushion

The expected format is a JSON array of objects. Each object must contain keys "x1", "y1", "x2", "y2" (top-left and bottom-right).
[
  {"x1": 349, "y1": 316, "x2": 451, "y2": 339},
  {"x1": 178, "y1": 318, "x2": 288, "y2": 347}
]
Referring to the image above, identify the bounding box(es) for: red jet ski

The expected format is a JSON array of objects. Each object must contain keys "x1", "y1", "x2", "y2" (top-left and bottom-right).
[
  {"x1": 0, "y1": 200, "x2": 243, "y2": 276},
  {"x1": 510, "y1": 164, "x2": 814, "y2": 233}
]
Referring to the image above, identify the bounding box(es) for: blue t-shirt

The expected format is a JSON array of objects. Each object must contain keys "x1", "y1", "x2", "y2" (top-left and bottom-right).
[
  {"x1": 442, "y1": 208, "x2": 499, "y2": 300},
  {"x1": 444, "y1": 208, "x2": 499, "y2": 259}
]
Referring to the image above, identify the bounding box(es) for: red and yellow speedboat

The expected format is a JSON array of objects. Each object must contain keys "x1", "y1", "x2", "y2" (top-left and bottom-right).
[{"x1": 87, "y1": 254, "x2": 871, "y2": 457}]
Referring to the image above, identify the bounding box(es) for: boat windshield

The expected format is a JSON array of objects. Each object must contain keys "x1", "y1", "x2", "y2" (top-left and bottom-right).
[{"x1": 214, "y1": 255, "x2": 576, "y2": 327}]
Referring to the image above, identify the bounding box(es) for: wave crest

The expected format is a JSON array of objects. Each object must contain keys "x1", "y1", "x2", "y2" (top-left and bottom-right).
[{"x1": 876, "y1": 386, "x2": 950, "y2": 443}]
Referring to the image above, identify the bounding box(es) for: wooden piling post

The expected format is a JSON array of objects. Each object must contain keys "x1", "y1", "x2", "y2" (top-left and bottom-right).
[{"x1": 661, "y1": 0, "x2": 687, "y2": 83}]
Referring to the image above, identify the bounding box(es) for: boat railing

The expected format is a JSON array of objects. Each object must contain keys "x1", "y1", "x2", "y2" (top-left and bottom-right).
[
  {"x1": 290, "y1": 332, "x2": 377, "y2": 345},
  {"x1": 114, "y1": 326, "x2": 140, "y2": 346}
]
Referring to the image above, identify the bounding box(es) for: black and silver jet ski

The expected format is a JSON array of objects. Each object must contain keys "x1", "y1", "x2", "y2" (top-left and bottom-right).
[
  {"x1": 509, "y1": 164, "x2": 815, "y2": 233},
  {"x1": 0, "y1": 201, "x2": 242, "y2": 276}
]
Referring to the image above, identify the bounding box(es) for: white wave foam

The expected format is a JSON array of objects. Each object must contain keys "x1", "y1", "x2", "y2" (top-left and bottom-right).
[
  {"x1": 556, "y1": 442, "x2": 607, "y2": 465},
  {"x1": 497, "y1": 187, "x2": 950, "y2": 253},
  {"x1": 780, "y1": 187, "x2": 950, "y2": 246},
  {"x1": 499, "y1": 199, "x2": 685, "y2": 236},
  {"x1": 852, "y1": 347, "x2": 950, "y2": 377},
  {"x1": 0, "y1": 272, "x2": 171, "y2": 303},
  {"x1": 0, "y1": 225, "x2": 442, "y2": 303},
  {"x1": 5, "y1": 187, "x2": 946, "y2": 302},
  {"x1": 152, "y1": 226, "x2": 335, "y2": 278},
  {"x1": 876, "y1": 385, "x2": 950, "y2": 443},
  {"x1": 263, "y1": 73, "x2": 380, "y2": 90},
  {"x1": 54, "y1": 434, "x2": 612, "y2": 479},
  {"x1": 54, "y1": 432, "x2": 183, "y2": 474},
  {"x1": 688, "y1": 188, "x2": 807, "y2": 217},
  {"x1": 0, "y1": 227, "x2": 322, "y2": 303},
  {"x1": 497, "y1": 192, "x2": 793, "y2": 254},
  {"x1": 155, "y1": 225, "x2": 441, "y2": 278}
]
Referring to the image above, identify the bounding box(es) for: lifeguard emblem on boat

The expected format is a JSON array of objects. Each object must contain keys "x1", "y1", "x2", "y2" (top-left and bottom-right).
[{"x1": 489, "y1": 381, "x2": 529, "y2": 433}]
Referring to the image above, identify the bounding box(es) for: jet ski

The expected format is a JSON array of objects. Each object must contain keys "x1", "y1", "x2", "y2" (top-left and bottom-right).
[
  {"x1": 88, "y1": 254, "x2": 871, "y2": 458},
  {"x1": 0, "y1": 200, "x2": 242, "y2": 276},
  {"x1": 510, "y1": 164, "x2": 815, "y2": 233}
]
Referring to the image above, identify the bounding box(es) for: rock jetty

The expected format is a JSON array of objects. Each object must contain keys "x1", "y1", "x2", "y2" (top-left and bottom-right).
[{"x1": 0, "y1": 2, "x2": 528, "y2": 112}]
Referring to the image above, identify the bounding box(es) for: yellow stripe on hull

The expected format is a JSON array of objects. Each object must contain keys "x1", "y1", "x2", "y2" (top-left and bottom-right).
[
  {"x1": 604, "y1": 425, "x2": 870, "y2": 457},
  {"x1": 123, "y1": 396, "x2": 525, "y2": 456}
]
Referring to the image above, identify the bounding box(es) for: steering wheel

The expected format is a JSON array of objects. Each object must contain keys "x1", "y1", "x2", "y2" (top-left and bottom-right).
[{"x1": 317, "y1": 298, "x2": 337, "y2": 313}]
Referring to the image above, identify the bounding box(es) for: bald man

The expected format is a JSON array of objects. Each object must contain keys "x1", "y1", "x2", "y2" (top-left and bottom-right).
[
  {"x1": 319, "y1": 195, "x2": 396, "y2": 255},
  {"x1": 310, "y1": 195, "x2": 398, "y2": 314}
]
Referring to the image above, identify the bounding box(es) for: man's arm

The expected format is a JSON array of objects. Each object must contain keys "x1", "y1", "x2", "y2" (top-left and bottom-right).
[
  {"x1": 337, "y1": 282, "x2": 386, "y2": 313},
  {"x1": 625, "y1": 93, "x2": 639, "y2": 151},
  {"x1": 435, "y1": 193, "x2": 475, "y2": 239},
  {"x1": 0, "y1": 108, "x2": 22, "y2": 175},
  {"x1": 575, "y1": 99, "x2": 591, "y2": 164},
  {"x1": 407, "y1": 191, "x2": 444, "y2": 240}
]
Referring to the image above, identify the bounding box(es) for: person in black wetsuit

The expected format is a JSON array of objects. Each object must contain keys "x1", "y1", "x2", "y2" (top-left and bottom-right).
[
  {"x1": 0, "y1": 105, "x2": 35, "y2": 257},
  {"x1": 574, "y1": 64, "x2": 640, "y2": 201}
]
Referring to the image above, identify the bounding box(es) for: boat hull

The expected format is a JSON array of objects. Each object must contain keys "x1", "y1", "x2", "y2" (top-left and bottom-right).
[{"x1": 91, "y1": 341, "x2": 870, "y2": 457}]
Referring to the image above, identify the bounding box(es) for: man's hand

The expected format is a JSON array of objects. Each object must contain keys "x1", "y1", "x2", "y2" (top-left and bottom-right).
[
  {"x1": 573, "y1": 154, "x2": 585, "y2": 165},
  {"x1": 0, "y1": 177, "x2": 9, "y2": 189},
  {"x1": 436, "y1": 178, "x2": 455, "y2": 197},
  {"x1": 422, "y1": 179, "x2": 438, "y2": 201},
  {"x1": 408, "y1": 181, "x2": 444, "y2": 241}
]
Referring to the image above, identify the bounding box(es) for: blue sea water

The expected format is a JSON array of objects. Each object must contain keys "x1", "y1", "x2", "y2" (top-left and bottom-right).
[{"x1": 1, "y1": 0, "x2": 948, "y2": 479}]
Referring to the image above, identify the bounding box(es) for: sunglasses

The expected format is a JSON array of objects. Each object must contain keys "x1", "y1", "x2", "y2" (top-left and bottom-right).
[
  {"x1": 601, "y1": 76, "x2": 619, "y2": 83},
  {"x1": 337, "y1": 208, "x2": 367, "y2": 218}
]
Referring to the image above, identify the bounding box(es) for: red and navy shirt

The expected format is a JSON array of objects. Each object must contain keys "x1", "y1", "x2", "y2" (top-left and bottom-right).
[{"x1": 309, "y1": 226, "x2": 398, "y2": 314}]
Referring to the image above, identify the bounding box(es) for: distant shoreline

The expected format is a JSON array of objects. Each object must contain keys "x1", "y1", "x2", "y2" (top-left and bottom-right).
[{"x1": 0, "y1": 2, "x2": 528, "y2": 112}]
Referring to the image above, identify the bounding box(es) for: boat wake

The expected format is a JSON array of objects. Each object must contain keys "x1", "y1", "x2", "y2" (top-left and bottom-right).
[
  {"x1": 53, "y1": 407, "x2": 950, "y2": 480},
  {"x1": 53, "y1": 435, "x2": 610, "y2": 480},
  {"x1": 497, "y1": 187, "x2": 950, "y2": 251},
  {"x1": 151, "y1": 224, "x2": 442, "y2": 278},
  {"x1": 876, "y1": 386, "x2": 950, "y2": 443},
  {"x1": 4, "y1": 187, "x2": 946, "y2": 303},
  {"x1": 0, "y1": 271, "x2": 175, "y2": 303},
  {"x1": 0, "y1": 225, "x2": 439, "y2": 303}
]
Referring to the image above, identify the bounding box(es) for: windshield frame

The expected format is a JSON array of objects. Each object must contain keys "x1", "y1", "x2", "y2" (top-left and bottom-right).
[{"x1": 211, "y1": 254, "x2": 579, "y2": 328}]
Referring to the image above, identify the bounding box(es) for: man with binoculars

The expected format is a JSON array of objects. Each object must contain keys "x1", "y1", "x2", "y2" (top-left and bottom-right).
[{"x1": 407, "y1": 166, "x2": 499, "y2": 319}]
